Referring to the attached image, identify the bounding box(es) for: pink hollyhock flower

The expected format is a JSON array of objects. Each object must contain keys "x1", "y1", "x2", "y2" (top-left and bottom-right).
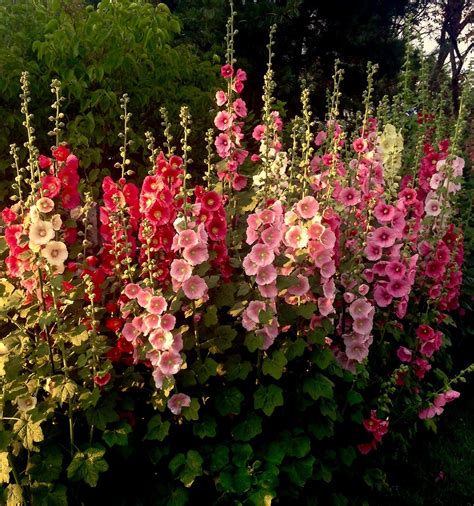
[
  {"x1": 397, "y1": 346, "x2": 413, "y2": 363},
  {"x1": 321, "y1": 261, "x2": 336, "y2": 278},
  {"x1": 391, "y1": 210, "x2": 406, "y2": 232},
  {"x1": 132, "y1": 316, "x2": 145, "y2": 332},
  {"x1": 374, "y1": 202, "x2": 395, "y2": 223},
  {"x1": 353, "y1": 316, "x2": 373, "y2": 334},
  {"x1": 255, "y1": 264, "x2": 277, "y2": 286},
  {"x1": 344, "y1": 292, "x2": 356, "y2": 304},
  {"x1": 349, "y1": 298, "x2": 372, "y2": 319},
  {"x1": 419, "y1": 406, "x2": 438, "y2": 420},
  {"x1": 296, "y1": 196, "x2": 319, "y2": 219},
  {"x1": 308, "y1": 222, "x2": 324, "y2": 240},
  {"x1": 395, "y1": 299, "x2": 408, "y2": 319},
  {"x1": 247, "y1": 213, "x2": 262, "y2": 230},
  {"x1": 143, "y1": 314, "x2": 161, "y2": 332},
  {"x1": 314, "y1": 130, "x2": 327, "y2": 146},
  {"x1": 246, "y1": 226, "x2": 259, "y2": 245},
  {"x1": 430, "y1": 172, "x2": 444, "y2": 190},
  {"x1": 245, "y1": 300, "x2": 267, "y2": 325},
  {"x1": 170, "y1": 259, "x2": 192, "y2": 283},
  {"x1": 183, "y1": 244, "x2": 209, "y2": 266},
  {"x1": 339, "y1": 187, "x2": 361, "y2": 206},
  {"x1": 149, "y1": 329, "x2": 173, "y2": 351},
  {"x1": 243, "y1": 255, "x2": 258, "y2": 276},
  {"x1": 168, "y1": 393, "x2": 191, "y2": 415},
  {"x1": 352, "y1": 137, "x2": 367, "y2": 153},
  {"x1": 214, "y1": 110, "x2": 233, "y2": 131},
  {"x1": 444, "y1": 389, "x2": 460, "y2": 402},
  {"x1": 288, "y1": 275, "x2": 310, "y2": 296},
  {"x1": 137, "y1": 289, "x2": 152, "y2": 308},
  {"x1": 147, "y1": 296, "x2": 167, "y2": 315},
  {"x1": 412, "y1": 357, "x2": 431, "y2": 379},
  {"x1": 41, "y1": 175, "x2": 61, "y2": 198},
  {"x1": 345, "y1": 339, "x2": 369, "y2": 362},
  {"x1": 158, "y1": 351, "x2": 182, "y2": 375},
  {"x1": 358, "y1": 440, "x2": 377, "y2": 455},
  {"x1": 364, "y1": 242, "x2": 382, "y2": 261},
  {"x1": 420, "y1": 340, "x2": 438, "y2": 358},
  {"x1": 160, "y1": 314, "x2": 176, "y2": 332},
  {"x1": 232, "y1": 174, "x2": 247, "y2": 190},
  {"x1": 373, "y1": 284, "x2": 393, "y2": 307},
  {"x1": 320, "y1": 228, "x2": 336, "y2": 249},
  {"x1": 385, "y1": 261, "x2": 406, "y2": 279},
  {"x1": 285, "y1": 225, "x2": 309, "y2": 249},
  {"x1": 215, "y1": 133, "x2": 232, "y2": 158},
  {"x1": 371, "y1": 227, "x2": 397, "y2": 248},
  {"x1": 259, "y1": 209, "x2": 276, "y2": 225},
  {"x1": 216, "y1": 90, "x2": 227, "y2": 106},
  {"x1": 233, "y1": 98, "x2": 247, "y2": 118},
  {"x1": 259, "y1": 281, "x2": 278, "y2": 298},
  {"x1": 358, "y1": 284, "x2": 369, "y2": 296},
  {"x1": 425, "y1": 199, "x2": 442, "y2": 216},
  {"x1": 318, "y1": 297, "x2": 334, "y2": 316},
  {"x1": 323, "y1": 278, "x2": 336, "y2": 299},
  {"x1": 386, "y1": 278, "x2": 410, "y2": 298},
  {"x1": 252, "y1": 125, "x2": 266, "y2": 141},
  {"x1": 249, "y1": 243, "x2": 275, "y2": 267},
  {"x1": 261, "y1": 226, "x2": 283, "y2": 248},
  {"x1": 122, "y1": 322, "x2": 140, "y2": 342},
  {"x1": 435, "y1": 243, "x2": 450, "y2": 264},
  {"x1": 178, "y1": 229, "x2": 198, "y2": 249},
  {"x1": 232, "y1": 79, "x2": 244, "y2": 93},
  {"x1": 182, "y1": 275, "x2": 207, "y2": 300},
  {"x1": 220, "y1": 64, "x2": 233, "y2": 78}
]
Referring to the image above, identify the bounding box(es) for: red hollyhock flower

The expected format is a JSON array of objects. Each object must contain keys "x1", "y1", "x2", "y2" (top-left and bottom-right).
[
  {"x1": 38, "y1": 154, "x2": 52, "y2": 169},
  {"x1": 94, "y1": 372, "x2": 112, "y2": 387},
  {"x1": 41, "y1": 175, "x2": 61, "y2": 198},
  {"x1": 106, "y1": 317, "x2": 124, "y2": 333},
  {"x1": 52, "y1": 145, "x2": 70, "y2": 162}
]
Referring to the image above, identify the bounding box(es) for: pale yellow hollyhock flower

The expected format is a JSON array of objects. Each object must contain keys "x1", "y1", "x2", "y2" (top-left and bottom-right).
[
  {"x1": 51, "y1": 214, "x2": 62, "y2": 231},
  {"x1": 29, "y1": 206, "x2": 40, "y2": 224},
  {"x1": 42, "y1": 241, "x2": 68, "y2": 266},
  {"x1": 0, "y1": 342, "x2": 8, "y2": 356},
  {"x1": 36, "y1": 197, "x2": 54, "y2": 213},
  {"x1": 18, "y1": 396, "x2": 37, "y2": 412},
  {"x1": 29, "y1": 220, "x2": 55, "y2": 245}
]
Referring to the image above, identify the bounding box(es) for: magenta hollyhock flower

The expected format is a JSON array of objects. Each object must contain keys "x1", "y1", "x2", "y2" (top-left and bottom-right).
[
  {"x1": 214, "y1": 110, "x2": 233, "y2": 131},
  {"x1": 397, "y1": 346, "x2": 413, "y2": 363},
  {"x1": 288, "y1": 275, "x2": 310, "y2": 296},
  {"x1": 385, "y1": 261, "x2": 406, "y2": 279},
  {"x1": 373, "y1": 284, "x2": 393, "y2": 307},
  {"x1": 296, "y1": 196, "x2": 319, "y2": 219},
  {"x1": 391, "y1": 210, "x2": 406, "y2": 232},
  {"x1": 183, "y1": 244, "x2": 209, "y2": 266},
  {"x1": 435, "y1": 243, "x2": 450, "y2": 264},
  {"x1": 395, "y1": 299, "x2": 408, "y2": 319},
  {"x1": 249, "y1": 243, "x2": 275, "y2": 267},
  {"x1": 374, "y1": 202, "x2": 395, "y2": 223},
  {"x1": 284, "y1": 225, "x2": 309, "y2": 249},
  {"x1": 386, "y1": 278, "x2": 410, "y2": 298},
  {"x1": 364, "y1": 242, "x2": 382, "y2": 261},
  {"x1": 182, "y1": 275, "x2": 207, "y2": 300},
  {"x1": 339, "y1": 187, "x2": 361, "y2": 206},
  {"x1": 349, "y1": 298, "x2": 372, "y2": 319},
  {"x1": 252, "y1": 124, "x2": 266, "y2": 141},
  {"x1": 215, "y1": 90, "x2": 227, "y2": 106},
  {"x1": 255, "y1": 264, "x2": 277, "y2": 286},
  {"x1": 168, "y1": 393, "x2": 191, "y2": 415},
  {"x1": 352, "y1": 137, "x2": 367, "y2": 153},
  {"x1": 371, "y1": 226, "x2": 397, "y2": 248},
  {"x1": 158, "y1": 351, "x2": 183, "y2": 376},
  {"x1": 412, "y1": 357, "x2": 431, "y2": 379},
  {"x1": 220, "y1": 64, "x2": 234, "y2": 78},
  {"x1": 233, "y1": 98, "x2": 247, "y2": 118},
  {"x1": 170, "y1": 259, "x2": 192, "y2": 283},
  {"x1": 147, "y1": 295, "x2": 167, "y2": 315},
  {"x1": 425, "y1": 260, "x2": 446, "y2": 279},
  {"x1": 232, "y1": 174, "x2": 247, "y2": 191},
  {"x1": 215, "y1": 133, "x2": 232, "y2": 158}
]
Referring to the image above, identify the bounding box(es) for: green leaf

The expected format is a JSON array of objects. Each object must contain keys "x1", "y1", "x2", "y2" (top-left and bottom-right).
[
  {"x1": 14, "y1": 418, "x2": 44, "y2": 451},
  {"x1": 347, "y1": 390, "x2": 363, "y2": 406},
  {"x1": 215, "y1": 386, "x2": 244, "y2": 416},
  {"x1": 258, "y1": 308, "x2": 273, "y2": 325},
  {"x1": 312, "y1": 348, "x2": 333, "y2": 370},
  {"x1": 67, "y1": 446, "x2": 109, "y2": 487},
  {"x1": 50, "y1": 376, "x2": 77, "y2": 404},
  {"x1": 307, "y1": 328, "x2": 326, "y2": 345},
  {"x1": 178, "y1": 450, "x2": 203, "y2": 488},
  {"x1": 266, "y1": 441, "x2": 287, "y2": 466},
  {"x1": 214, "y1": 283, "x2": 235, "y2": 308},
  {"x1": 145, "y1": 415, "x2": 170, "y2": 441},
  {"x1": 203, "y1": 305, "x2": 218, "y2": 327},
  {"x1": 233, "y1": 467, "x2": 252, "y2": 494},
  {"x1": 303, "y1": 374, "x2": 334, "y2": 401},
  {"x1": 248, "y1": 489, "x2": 276, "y2": 506},
  {"x1": 192, "y1": 415, "x2": 216, "y2": 439},
  {"x1": 340, "y1": 446, "x2": 356, "y2": 467},
  {"x1": 210, "y1": 445, "x2": 229, "y2": 473},
  {"x1": 85, "y1": 400, "x2": 119, "y2": 430},
  {"x1": 225, "y1": 356, "x2": 252, "y2": 381},
  {"x1": 232, "y1": 413, "x2": 262, "y2": 441},
  {"x1": 166, "y1": 487, "x2": 189, "y2": 506},
  {"x1": 283, "y1": 455, "x2": 315, "y2": 487},
  {"x1": 232, "y1": 443, "x2": 253, "y2": 467},
  {"x1": 182, "y1": 398, "x2": 200, "y2": 421},
  {"x1": 30, "y1": 484, "x2": 68, "y2": 506},
  {"x1": 262, "y1": 351, "x2": 288, "y2": 380},
  {"x1": 27, "y1": 446, "x2": 63, "y2": 482},
  {"x1": 286, "y1": 338, "x2": 307, "y2": 360},
  {"x1": 244, "y1": 332, "x2": 264, "y2": 352},
  {"x1": 295, "y1": 303, "x2": 317, "y2": 319},
  {"x1": 287, "y1": 436, "x2": 311, "y2": 458},
  {"x1": 103, "y1": 421, "x2": 132, "y2": 447},
  {"x1": 193, "y1": 357, "x2": 218, "y2": 384},
  {"x1": 254, "y1": 384, "x2": 284, "y2": 416},
  {"x1": 6, "y1": 484, "x2": 24, "y2": 506},
  {"x1": 169, "y1": 453, "x2": 186, "y2": 475}
]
